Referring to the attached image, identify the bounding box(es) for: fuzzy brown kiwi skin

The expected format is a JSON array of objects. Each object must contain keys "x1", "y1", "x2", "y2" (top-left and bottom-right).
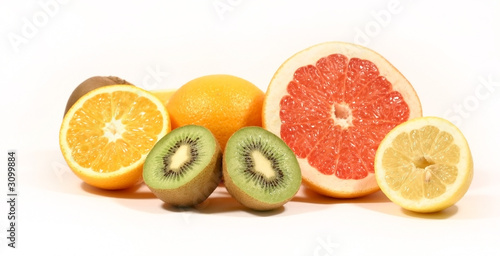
[
  {"x1": 222, "y1": 160, "x2": 288, "y2": 211},
  {"x1": 63, "y1": 76, "x2": 133, "y2": 116},
  {"x1": 147, "y1": 142, "x2": 223, "y2": 207}
]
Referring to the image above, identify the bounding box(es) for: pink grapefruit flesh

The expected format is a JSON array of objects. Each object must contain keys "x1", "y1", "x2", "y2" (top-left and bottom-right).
[{"x1": 263, "y1": 42, "x2": 422, "y2": 198}]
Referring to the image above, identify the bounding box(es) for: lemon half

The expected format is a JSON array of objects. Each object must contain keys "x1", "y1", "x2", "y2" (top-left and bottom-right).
[{"x1": 375, "y1": 116, "x2": 473, "y2": 213}]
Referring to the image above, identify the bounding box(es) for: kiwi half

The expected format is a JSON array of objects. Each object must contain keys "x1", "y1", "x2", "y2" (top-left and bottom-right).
[
  {"x1": 223, "y1": 126, "x2": 301, "y2": 211},
  {"x1": 143, "y1": 125, "x2": 222, "y2": 207}
]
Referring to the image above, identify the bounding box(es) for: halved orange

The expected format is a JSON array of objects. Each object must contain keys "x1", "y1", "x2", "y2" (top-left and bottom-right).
[
  {"x1": 59, "y1": 85, "x2": 170, "y2": 190},
  {"x1": 263, "y1": 42, "x2": 422, "y2": 198}
]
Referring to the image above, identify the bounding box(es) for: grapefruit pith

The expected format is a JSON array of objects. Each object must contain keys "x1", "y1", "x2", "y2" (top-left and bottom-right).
[{"x1": 263, "y1": 42, "x2": 422, "y2": 198}]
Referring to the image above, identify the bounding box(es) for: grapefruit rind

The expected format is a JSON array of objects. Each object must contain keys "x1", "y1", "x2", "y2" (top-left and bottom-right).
[
  {"x1": 374, "y1": 116, "x2": 473, "y2": 213},
  {"x1": 263, "y1": 41, "x2": 422, "y2": 198}
]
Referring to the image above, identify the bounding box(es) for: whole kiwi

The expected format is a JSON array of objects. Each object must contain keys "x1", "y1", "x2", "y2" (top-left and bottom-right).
[{"x1": 63, "y1": 76, "x2": 133, "y2": 116}]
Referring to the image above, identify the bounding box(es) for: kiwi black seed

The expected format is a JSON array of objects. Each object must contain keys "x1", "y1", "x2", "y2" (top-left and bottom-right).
[
  {"x1": 223, "y1": 126, "x2": 301, "y2": 211},
  {"x1": 143, "y1": 125, "x2": 222, "y2": 207},
  {"x1": 64, "y1": 76, "x2": 133, "y2": 116}
]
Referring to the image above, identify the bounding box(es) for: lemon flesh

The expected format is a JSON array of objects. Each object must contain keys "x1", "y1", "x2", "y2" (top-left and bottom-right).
[{"x1": 375, "y1": 117, "x2": 473, "y2": 213}]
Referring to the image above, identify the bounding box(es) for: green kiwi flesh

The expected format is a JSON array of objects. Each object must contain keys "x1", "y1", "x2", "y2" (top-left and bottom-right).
[
  {"x1": 143, "y1": 125, "x2": 222, "y2": 207},
  {"x1": 223, "y1": 126, "x2": 301, "y2": 211},
  {"x1": 64, "y1": 76, "x2": 133, "y2": 116}
]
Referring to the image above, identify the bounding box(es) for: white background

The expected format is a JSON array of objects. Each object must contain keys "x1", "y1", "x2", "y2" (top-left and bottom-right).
[{"x1": 1, "y1": 0, "x2": 499, "y2": 255}]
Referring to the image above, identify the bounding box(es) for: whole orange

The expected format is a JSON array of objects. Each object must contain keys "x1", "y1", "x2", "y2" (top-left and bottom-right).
[{"x1": 167, "y1": 74, "x2": 264, "y2": 150}]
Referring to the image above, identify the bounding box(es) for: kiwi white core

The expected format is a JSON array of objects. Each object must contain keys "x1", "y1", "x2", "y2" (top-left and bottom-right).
[
  {"x1": 251, "y1": 150, "x2": 276, "y2": 179},
  {"x1": 103, "y1": 119, "x2": 126, "y2": 142},
  {"x1": 170, "y1": 144, "x2": 191, "y2": 170}
]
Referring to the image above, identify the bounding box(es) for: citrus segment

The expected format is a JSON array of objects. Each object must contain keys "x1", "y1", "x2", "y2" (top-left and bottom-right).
[
  {"x1": 263, "y1": 42, "x2": 422, "y2": 198},
  {"x1": 60, "y1": 85, "x2": 170, "y2": 190},
  {"x1": 375, "y1": 116, "x2": 473, "y2": 212}
]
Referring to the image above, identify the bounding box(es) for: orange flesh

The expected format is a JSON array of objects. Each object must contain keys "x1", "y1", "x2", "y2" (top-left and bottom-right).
[
  {"x1": 279, "y1": 54, "x2": 410, "y2": 179},
  {"x1": 66, "y1": 91, "x2": 164, "y2": 173}
]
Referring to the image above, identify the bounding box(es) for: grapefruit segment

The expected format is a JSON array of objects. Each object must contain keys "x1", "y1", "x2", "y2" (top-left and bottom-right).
[{"x1": 263, "y1": 42, "x2": 422, "y2": 198}]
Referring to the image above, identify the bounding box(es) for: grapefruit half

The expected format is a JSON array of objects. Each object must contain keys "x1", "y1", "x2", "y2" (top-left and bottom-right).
[{"x1": 263, "y1": 42, "x2": 422, "y2": 198}]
